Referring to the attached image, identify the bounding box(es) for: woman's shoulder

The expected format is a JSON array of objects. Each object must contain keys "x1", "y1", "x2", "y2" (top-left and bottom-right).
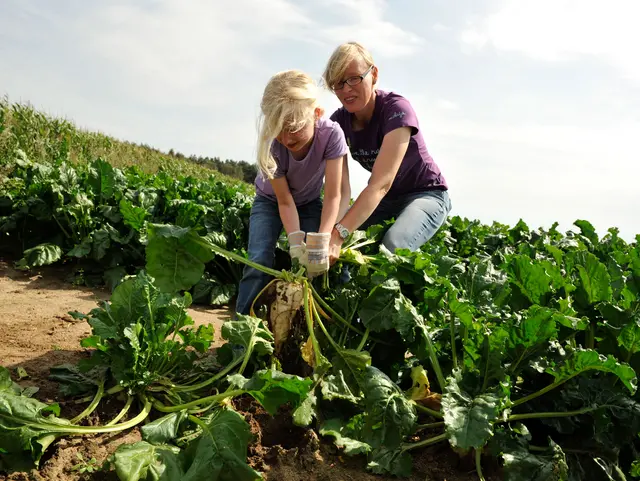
[{"x1": 376, "y1": 89, "x2": 416, "y2": 114}]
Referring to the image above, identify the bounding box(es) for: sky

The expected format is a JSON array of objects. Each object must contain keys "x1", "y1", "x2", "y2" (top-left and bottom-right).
[{"x1": 1, "y1": 0, "x2": 638, "y2": 241}]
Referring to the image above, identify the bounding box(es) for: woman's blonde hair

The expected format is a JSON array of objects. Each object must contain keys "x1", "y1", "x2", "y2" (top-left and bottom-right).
[
  {"x1": 256, "y1": 69, "x2": 321, "y2": 179},
  {"x1": 322, "y1": 41, "x2": 375, "y2": 91}
]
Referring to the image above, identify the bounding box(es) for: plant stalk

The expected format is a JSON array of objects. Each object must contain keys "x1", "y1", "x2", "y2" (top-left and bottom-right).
[
  {"x1": 419, "y1": 323, "x2": 446, "y2": 393},
  {"x1": 414, "y1": 402, "x2": 444, "y2": 419},
  {"x1": 476, "y1": 448, "x2": 486, "y2": 481},
  {"x1": 402, "y1": 432, "x2": 448, "y2": 452},
  {"x1": 169, "y1": 356, "x2": 243, "y2": 392},
  {"x1": 70, "y1": 382, "x2": 104, "y2": 424},
  {"x1": 0, "y1": 397, "x2": 152, "y2": 434},
  {"x1": 105, "y1": 394, "x2": 133, "y2": 426},
  {"x1": 416, "y1": 421, "x2": 445, "y2": 430},
  {"x1": 450, "y1": 313, "x2": 458, "y2": 370},
  {"x1": 152, "y1": 389, "x2": 245, "y2": 413},
  {"x1": 74, "y1": 384, "x2": 123, "y2": 404},
  {"x1": 356, "y1": 328, "x2": 369, "y2": 352},
  {"x1": 506, "y1": 405, "x2": 612, "y2": 422},
  {"x1": 304, "y1": 283, "x2": 324, "y2": 367},
  {"x1": 205, "y1": 240, "x2": 282, "y2": 278}
]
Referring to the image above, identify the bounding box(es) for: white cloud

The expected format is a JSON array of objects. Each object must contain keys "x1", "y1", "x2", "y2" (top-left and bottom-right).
[
  {"x1": 432, "y1": 23, "x2": 450, "y2": 32},
  {"x1": 75, "y1": 1, "x2": 313, "y2": 108},
  {"x1": 461, "y1": 0, "x2": 640, "y2": 81},
  {"x1": 318, "y1": 0, "x2": 425, "y2": 57}
]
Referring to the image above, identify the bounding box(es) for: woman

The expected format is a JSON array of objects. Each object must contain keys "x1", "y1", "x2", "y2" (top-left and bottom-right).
[{"x1": 321, "y1": 41, "x2": 452, "y2": 263}]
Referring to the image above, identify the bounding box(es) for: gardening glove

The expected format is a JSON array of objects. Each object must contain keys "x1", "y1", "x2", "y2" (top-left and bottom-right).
[
  {"x1": 288, "y1": 230, "x2": 306, "y2": 263},
  {"x1": 305, "y1": 232, "x2": 330, "y2": 277}
]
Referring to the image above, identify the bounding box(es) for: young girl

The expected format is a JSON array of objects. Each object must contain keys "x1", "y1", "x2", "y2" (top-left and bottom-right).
[
  {"x1": 235, "y1": 69, "x2": 350, "y2": 315},
  {"x1": 321, "y1": 42, "x2": 452, "y2": 264}
]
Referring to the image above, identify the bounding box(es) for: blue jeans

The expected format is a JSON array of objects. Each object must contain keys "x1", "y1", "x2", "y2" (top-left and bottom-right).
[
  {"x1": 362, "y1": 189, "x2": 452, "y2": 252},
  {"x1": 235, "y1": 195, "x2": 323, "y2": 315}
]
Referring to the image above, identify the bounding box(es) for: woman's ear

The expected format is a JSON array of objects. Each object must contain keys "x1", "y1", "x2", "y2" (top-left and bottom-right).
[{"x1": 372, "y1": 65, "x2": 378, "y2": 85}]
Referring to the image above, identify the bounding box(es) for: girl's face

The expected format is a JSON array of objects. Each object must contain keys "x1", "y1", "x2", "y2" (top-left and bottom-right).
[
  {"x1": 276, "y1": 107, "x2": 321, "y2": 153},
  {"x1": 332, "y1": 58, "x2": 377, "y2": 114}
]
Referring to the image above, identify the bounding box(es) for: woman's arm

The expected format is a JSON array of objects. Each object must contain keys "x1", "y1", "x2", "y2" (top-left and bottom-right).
[
  {"x1": 318, "y1": 155, "x2": 343, "y2": 233},
  {"x1": 337, "y1": 154, "x2": 351, "y2": 220},
  {"x1": 338, "y1": 127, "x2": 411, "y2": 232},
  {"x1": 269, "y1": 177, "x2": 300, "y2": 235}
]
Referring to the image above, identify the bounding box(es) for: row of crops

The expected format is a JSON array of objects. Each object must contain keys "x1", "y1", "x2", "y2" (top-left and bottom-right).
[{"x1": 1, "y1": 148, "x2": 640, "y2": 480}]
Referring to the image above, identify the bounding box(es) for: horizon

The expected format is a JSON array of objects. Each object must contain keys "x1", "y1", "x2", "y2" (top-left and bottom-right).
[{"x1": 1, "y1": 0, "x2": 638, "y2": 241}]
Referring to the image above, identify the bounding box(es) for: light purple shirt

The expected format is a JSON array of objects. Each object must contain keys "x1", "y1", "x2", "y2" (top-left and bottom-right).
[
  {"x1": 330, "y1": 90, "x2": 448, "y2": 198},
  {"x1": 255, "y1": 117, "x2": 349, "y2": 206}
]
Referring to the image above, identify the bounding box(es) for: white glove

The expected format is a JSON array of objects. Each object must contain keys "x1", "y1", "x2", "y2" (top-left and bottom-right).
[
  {"x1": 305, "y1": 232, "x2": 330, "y2": 277},
  {"x1": 288, "y1": 230, "x2": 306, "y2": 263}
]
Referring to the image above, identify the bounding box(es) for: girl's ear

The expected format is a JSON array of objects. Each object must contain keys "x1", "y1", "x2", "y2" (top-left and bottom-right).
[
  {"x1": 315, "y1": 106, "x2": 325, "y2": 119},
  {"x1": 372, "y1": 65, "x2": 378, "y2": 85}
]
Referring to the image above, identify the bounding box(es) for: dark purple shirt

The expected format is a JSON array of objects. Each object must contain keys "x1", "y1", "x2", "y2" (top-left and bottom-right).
[{"x1": 330, "y1": 90, "x2": 447, "y2": 198}]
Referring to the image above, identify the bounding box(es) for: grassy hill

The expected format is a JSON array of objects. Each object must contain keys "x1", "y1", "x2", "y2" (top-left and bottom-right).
[
  {"x1": 0, "y1": 96, "x2": 260, "y2": 298},
  {"x1": 0, "y1": 96, "x2": 254, "y2": 188}
]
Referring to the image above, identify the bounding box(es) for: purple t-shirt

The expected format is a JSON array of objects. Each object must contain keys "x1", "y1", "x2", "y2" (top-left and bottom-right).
[
  {"x1": 330, "y1": 90, "x2": 447, "y2": 198},
  {"x1": 255, "y1": 117, "x2": 349, "y2": 206}
]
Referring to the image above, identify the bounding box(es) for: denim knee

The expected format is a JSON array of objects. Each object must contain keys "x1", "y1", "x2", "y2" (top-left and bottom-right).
[{"x1": 381, "y1": 225, "x2": 414, "y2": 253}]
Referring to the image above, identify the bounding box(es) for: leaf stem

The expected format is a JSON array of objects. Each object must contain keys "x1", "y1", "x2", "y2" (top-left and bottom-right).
[
  {"x1": 70, "y1": 381, "x2": 104, "y2": 424},
  {"x1": 204, "y1": 239, "x2": 283, "y2": 278},
  {"x1": 356, "y1": 328, "x2": 369, "y2": 352},
  {"x1": 505, "y1": 404, "x2": 613, "y2": 422},
  {"x1": 0, "y1": 396, "x2": 152, "y2": 435},
  {"x1": 476, "y1": 448, "x2": 486, "y2": 481},
  {"x1": 414, "y1": 402, "x2": 444, "y2": 419},
  {"x1": 415, "y1": 421, "x2": 445, "y2": 430},
  {"x1": 105, "y1": 394, "x2": 133, "y2": 426},
  {"x1": 74, "y1": 384, "x2": 123, "y2": 404},
  {"x1": 449, "y1": 313, "x2": 458, "y2": 370},
  {"x1": 419, "y1": 322, "x2": 446, "y2": 393},
  {"x1": 309, "y1": 285, "x2": 366, "y2": 337},
  {"x1": 152, "y1": 389, "x2": 245, "y2": 413},
  {"x1": 311, "y1": 294, "x2": 341, "y2": 352},
  {"x1": 401, "y1": 432, "x2": 448, "y2": 452},
  {"x1": 168, "y1": 356, "x2": 244, "y2": 392},
  {"x1": 303, "y1": 283, "x2": 324, "y2": 367},
  {"x1": 586, "y1": 322, "x2": 595, "y2": 349},
  {"x1": 52, "y1": 214, "x2": 72, "y2": 239}
]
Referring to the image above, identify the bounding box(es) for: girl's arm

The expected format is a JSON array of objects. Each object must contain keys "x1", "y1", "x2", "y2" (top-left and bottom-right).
[
  {"x1": 336, "y1": 127, "x2": 411, "y2": 233},
  {"x1": 269, "y1": 177, "x2": 300, "y2": 235},
  {"x1": 337, "y1": 154, "x2": 351, "y2": 220},
  {"x1": 318, "y1": 155, "x2": 343, "y2": 233}
]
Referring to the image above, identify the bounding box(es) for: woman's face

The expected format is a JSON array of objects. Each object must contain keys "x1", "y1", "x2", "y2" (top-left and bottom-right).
[{"x1": 332, "y1": 58, "x2": 377, "y2": 114}]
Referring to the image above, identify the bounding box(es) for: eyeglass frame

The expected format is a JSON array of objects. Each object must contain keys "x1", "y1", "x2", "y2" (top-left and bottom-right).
[{"x1": 331, "y1": 65, "x2": 374, "y2": 91}]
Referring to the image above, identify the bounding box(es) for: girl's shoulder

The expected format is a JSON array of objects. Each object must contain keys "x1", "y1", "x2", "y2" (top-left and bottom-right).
[
  {"x1": 316, "y1": 116, "x2": 344, "y2": 136},
  {"x1": 316, "y1": 116, "x2": 348, "y2": 159}
]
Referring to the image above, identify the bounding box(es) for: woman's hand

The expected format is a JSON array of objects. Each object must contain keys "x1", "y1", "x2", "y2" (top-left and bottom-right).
[{"x1": 328, "y1": 230, "x2": 343, "y2": 265}]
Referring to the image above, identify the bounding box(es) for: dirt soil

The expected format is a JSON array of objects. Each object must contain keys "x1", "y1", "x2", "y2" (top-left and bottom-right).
[{"x1": 0, "y1": 259, "x2": 500, "y2": 481}]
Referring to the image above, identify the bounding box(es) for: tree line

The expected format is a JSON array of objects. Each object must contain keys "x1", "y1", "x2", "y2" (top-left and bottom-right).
[{"x1": 168, "y1": 149, "x2": 258, "y2": 184}]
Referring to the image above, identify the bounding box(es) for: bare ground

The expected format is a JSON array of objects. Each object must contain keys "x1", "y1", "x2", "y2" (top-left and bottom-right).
[{"x1": 0, "y1": 259, "x2": 500, "y2": 481}]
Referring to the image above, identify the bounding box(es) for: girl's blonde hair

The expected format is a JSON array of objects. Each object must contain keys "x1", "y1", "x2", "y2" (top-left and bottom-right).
[
  {"x1": 322, "y1": 41, "x2": 375, "y2": 91},
  {"x1": 257, "y1": 69, "x2": 321, "y2": 179}
]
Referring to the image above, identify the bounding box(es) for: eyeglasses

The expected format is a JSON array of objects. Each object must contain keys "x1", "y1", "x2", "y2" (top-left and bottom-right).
[{"x1": 331, "y1": 65, "x2": 373, "y2": 91}]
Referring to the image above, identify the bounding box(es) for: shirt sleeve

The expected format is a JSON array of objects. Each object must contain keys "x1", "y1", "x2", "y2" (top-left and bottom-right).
[
  {"x1": 381, "y1": 94, "x2": 419, "y2": 137},
  {"x1": 271, "y1": 140, "x2": 287, "y2": 178},
  {"x1": 324, "y1": 122, "x2": 349, "y2": 160}
]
